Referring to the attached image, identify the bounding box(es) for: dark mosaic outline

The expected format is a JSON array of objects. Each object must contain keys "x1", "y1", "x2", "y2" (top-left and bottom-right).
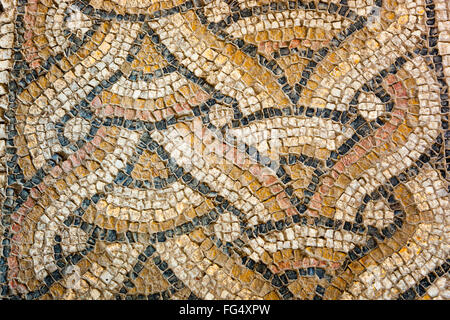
[{"x1": 1, "y1": 0, "x2": 449, "y2": 300}]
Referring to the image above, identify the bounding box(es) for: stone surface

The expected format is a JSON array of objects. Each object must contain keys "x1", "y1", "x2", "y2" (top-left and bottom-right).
[{"x1": 0, "y1": 0, "x2": 448, "y2": 300}]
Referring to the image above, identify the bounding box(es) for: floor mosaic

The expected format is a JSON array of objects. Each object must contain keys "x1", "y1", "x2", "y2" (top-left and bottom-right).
[{"x1": 0, "y1": 0, "x2": 449, "y2": 300}]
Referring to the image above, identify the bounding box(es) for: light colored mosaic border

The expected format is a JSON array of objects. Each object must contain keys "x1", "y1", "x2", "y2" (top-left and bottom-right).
[{"x1": 436, "y1": 0, "x2": 450, "y2": 87}]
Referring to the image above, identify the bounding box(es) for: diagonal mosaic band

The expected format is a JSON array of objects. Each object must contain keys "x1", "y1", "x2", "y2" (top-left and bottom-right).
[{"x1": 0, "y1": 0, "x2": 448, "y2": 300}]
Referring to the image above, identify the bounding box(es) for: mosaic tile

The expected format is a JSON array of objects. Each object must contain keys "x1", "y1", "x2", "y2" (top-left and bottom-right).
[{"x1": 0, "y1": 0, "x2": 449, "y2": 300}]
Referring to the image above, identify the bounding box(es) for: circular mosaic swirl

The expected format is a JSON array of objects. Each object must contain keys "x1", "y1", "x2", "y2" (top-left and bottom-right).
[{"x1": 1, "y1": 0, "x2": 449, "y2": 300}]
